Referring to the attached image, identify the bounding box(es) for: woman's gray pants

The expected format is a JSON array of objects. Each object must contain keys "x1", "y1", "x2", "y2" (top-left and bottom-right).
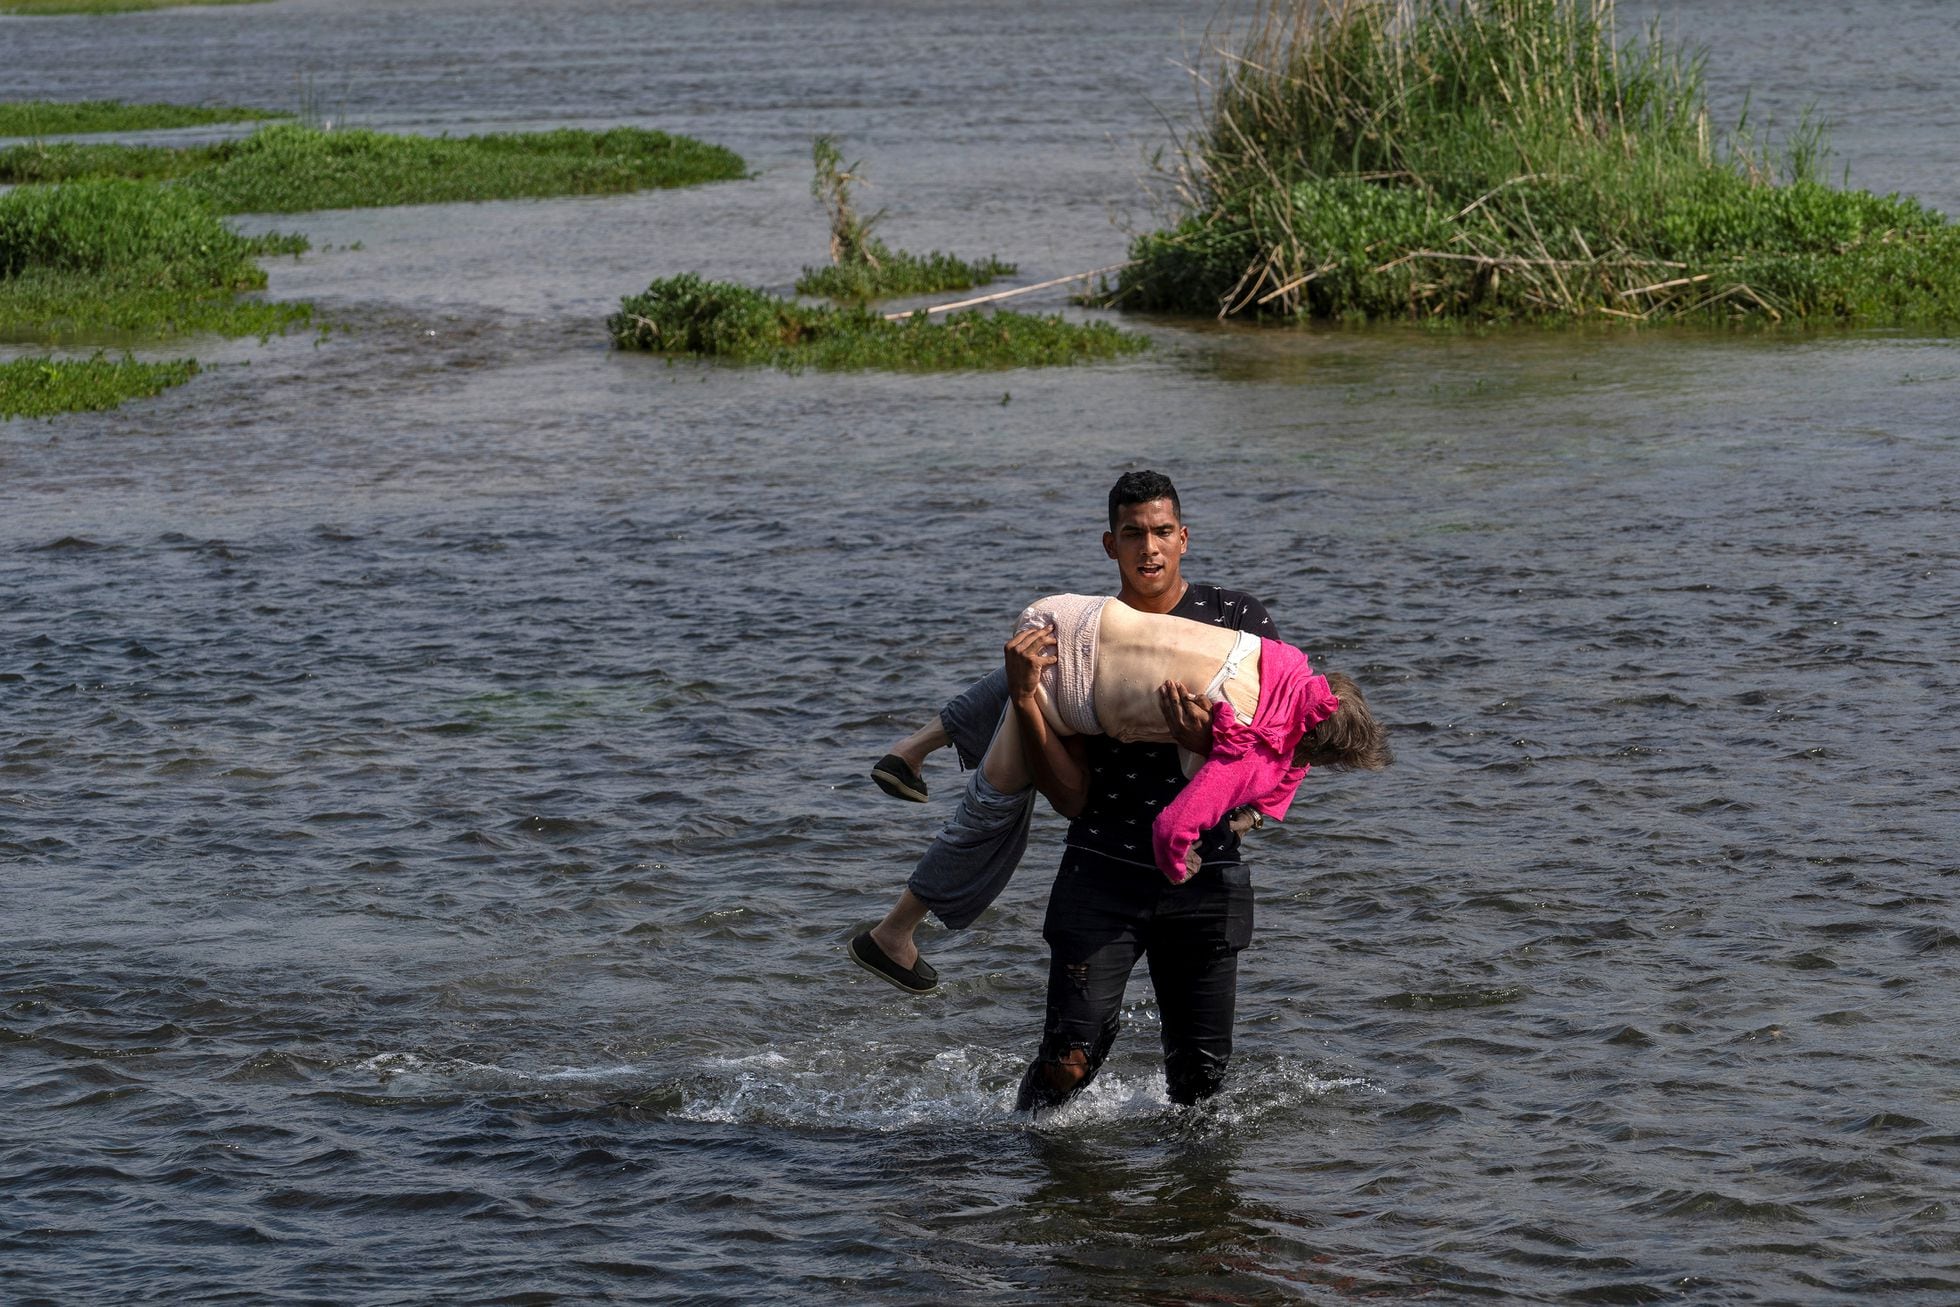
[{"x1": 905, "y1": 669, "x2": 1035, "y2": 930}]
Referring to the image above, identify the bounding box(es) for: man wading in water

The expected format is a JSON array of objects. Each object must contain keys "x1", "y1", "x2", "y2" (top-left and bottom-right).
[{"x1": 854, "y1": 470, "x2": 1283, "y2": 1109}]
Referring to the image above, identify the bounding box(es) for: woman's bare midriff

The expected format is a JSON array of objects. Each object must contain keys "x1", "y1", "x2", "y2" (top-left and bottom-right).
[{"x1": 1090, "y1": 600, "x2": 1261, "y2": 742}]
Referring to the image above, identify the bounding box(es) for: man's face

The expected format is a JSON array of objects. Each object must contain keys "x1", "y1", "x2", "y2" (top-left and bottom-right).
[{"x1": 1103, "y1": 497, "x2": 1188, "y2": 607}]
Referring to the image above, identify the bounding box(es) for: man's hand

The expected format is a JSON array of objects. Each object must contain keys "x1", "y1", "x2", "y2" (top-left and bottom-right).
[
  {"x1": 1158, "y1": 679, "x2": 1214, "y2": 755},
  {"x1": 1005, "y1": 625, "x2": 1058, "y2": 702}
]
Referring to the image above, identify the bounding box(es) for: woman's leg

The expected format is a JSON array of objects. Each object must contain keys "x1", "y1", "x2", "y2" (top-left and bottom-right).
[
  {"x1": 979, "y1": 701, "x2": 1033, "y2": 794},
  {"x1": 876, "y1": 668, "x2": 1012, "y2": 794},
  {"x1": 884, "y1": 719, "x2": 949, "y2": 772},
  {"x1": 860, "y1": 707, "x2": 1037, "y2": 985},
  {"x1": 866, "y1": 888, "x2": 934, "y2": 971}
]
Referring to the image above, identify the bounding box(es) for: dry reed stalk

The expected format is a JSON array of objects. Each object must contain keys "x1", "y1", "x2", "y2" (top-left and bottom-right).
[
  {"x1": 1255, "y1": 261, "x2": 1338, "y2": 305},
  {"x1": 1619, "y1": 272, "x2": 1711, "y2": 298},
  {"x1": 1372, "y1": 250, "x2": 1681, "y2": 270}
]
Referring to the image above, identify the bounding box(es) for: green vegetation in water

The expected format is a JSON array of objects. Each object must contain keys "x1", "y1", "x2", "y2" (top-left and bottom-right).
[
  {"x1": 0, "y1": 353, "x2": 198, "y2": 419},
  {"x1": 609, "y1": 274, "x2": 1146, "y2": 371},
  {"x1": 0, "y1": 122, "x2": 749, "y2": 212},
  {"x1": 0, "y1": 0, "x2": 268, "y2": 13},
  {"x1": 0, "y1": 100, "x2": 289, "y2": 137},
  {"x1": 793, "y1": 136, "x2": 1015, "y2": 300},
  {"x1": 1118, "y1": 0, "x2": 1960, "y2": 327},
  {"x1": 0, "y1": 178, "x2": 311, "y2": 343}
]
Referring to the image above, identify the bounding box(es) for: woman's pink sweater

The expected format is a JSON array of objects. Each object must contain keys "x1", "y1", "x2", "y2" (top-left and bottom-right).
[{"x1": 1151, "y1": 638, "x2": 1340, "y2": 883}]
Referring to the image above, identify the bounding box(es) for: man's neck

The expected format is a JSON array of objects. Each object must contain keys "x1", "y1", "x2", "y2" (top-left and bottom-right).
[{"x1": 1118, "y1": 579, "x2": 1189, "y2": 615}]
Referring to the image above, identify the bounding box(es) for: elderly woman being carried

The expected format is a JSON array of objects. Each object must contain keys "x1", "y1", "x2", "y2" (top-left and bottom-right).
[
  {"x1": 995, "y1": 593, "x2": 1381, "y2": 881},
  {"x1": 847, "y1": 592, "x2": 1390, "y2": 993}
]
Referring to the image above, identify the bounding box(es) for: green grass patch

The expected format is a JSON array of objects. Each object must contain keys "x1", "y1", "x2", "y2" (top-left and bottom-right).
[
  {"x1": 0, "y1": 140, "x2": 209, "y2": 185},
  {"x1": 0, "y1": 178, "x2": 311, "y2": 343},
  {"x1": 794, "y1": 136, "x2": 1014, "y2": 300},
  {"x1": 1117, "y1": 0, "x2": 1960, "y2": 328},
  {"x1": 609, "y1": 274, "x2": 1146, "y2": 371},
  {"x1": 0, "y1": 353, "x2": 198, "y2": 419},
  {"x1": 0, "y1": 122, "x2": 749, "y2": 212},
  {"x1": 0, "y1": 100, "x2": 289, "y2": 137},
  {"x1": 795, "y1": 250, "x2": 1018, "y2": 301},
  {"x1": 0, "y1": 0, "x2": 268, "y2": 13}
]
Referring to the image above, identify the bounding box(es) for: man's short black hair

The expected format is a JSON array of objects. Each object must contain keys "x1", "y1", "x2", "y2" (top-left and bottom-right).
[{"x1": 1107, "y1": 470, "x2": 1181, "y2": 529}]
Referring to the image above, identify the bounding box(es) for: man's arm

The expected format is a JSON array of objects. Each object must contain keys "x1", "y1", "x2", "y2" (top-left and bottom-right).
[
  {"x1": 1177, "y1": 587, "x2": 1279, "y2": 836},
  {"x1": 1158, "y1": 679, "x2": 1215, "y2": 756},
  {"x1": 1157, "y1": 681, "x2": 1261, "y2": 837},
  {"x1": 1004, "y1": 625, "x2": 1090, "y2": 819},
  {"x1": 1224, "y1": 591, "x2": 1278, "y2": 836}
]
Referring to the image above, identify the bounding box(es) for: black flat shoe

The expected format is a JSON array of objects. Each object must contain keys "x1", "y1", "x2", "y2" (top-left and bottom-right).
[
  {"x1": 870, "y1": 753, "x2": 928, "y2": 803},
  {"x1": 848, "y1": 930, "x2": 938, "y2": 994}
]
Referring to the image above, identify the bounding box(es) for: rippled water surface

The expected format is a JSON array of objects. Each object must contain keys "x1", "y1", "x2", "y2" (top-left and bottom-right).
[{"x1": 4, "y1": 2, "x2": 1957, "y2": 1303}]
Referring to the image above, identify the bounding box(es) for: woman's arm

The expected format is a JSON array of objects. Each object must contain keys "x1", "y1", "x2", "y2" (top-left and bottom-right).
[
  {"x1": 1005, "y1": 625, "x2": 1090, "y2": 819},
  {"x1": 1152, "y1": 742, "x2": 1261, "y2": 882}
]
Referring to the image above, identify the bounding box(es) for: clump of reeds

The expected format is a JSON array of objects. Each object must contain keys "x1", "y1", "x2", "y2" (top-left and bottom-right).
[
  {"x1": 0, "y1": 178, "x2": 310, "y2": 341},
  {"x1": 609, "y1": 274, "x2": 1145, "y2": 370},
  {"x1": 794, "y1": 136, "x2": 1015, "y2": 301},
  {"x1": 1117, "y1": 0, "x2": 1960, "y2": 326},
  {"x1": 0, "y1": 123, "x2": 749, "y2": 213},
  {"x1": 811, "y1": 136, "x2": 882, "y2": 270},
  {"x1": 0, "y1": 100, "x2": 289, "y2": 138},
  {"x1": 0, "y1": 353, "x2": 198, "y2": 420}
]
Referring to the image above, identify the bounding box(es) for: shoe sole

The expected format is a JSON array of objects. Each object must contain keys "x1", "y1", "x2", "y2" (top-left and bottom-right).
[
  {"x1": 870, "y1": 765, "x2": 928, "y2": 804},
  {"x1": 848, "y1": 933, "x2": 937, "y2": 994}
]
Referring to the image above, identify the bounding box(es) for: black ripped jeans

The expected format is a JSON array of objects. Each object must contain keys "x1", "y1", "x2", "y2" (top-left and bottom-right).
[{"x1": 1015, "y1": 849, "x2": 1254, "y2": 1111}]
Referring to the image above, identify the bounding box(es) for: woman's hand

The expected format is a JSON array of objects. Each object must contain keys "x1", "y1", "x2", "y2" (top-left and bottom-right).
[
  {"x1": 1158, "y1": 679, "x2": 1214, "y2": 755},
  {"x1": 1005, "y1": 625, "x2": 1058, "y2": 702}
]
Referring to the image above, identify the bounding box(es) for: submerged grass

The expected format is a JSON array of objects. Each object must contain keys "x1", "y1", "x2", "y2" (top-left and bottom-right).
[
  {"x1": 0, "y1": 353, "x2": 198, "y2": 419},
  {"x1": 1118, "y1": 0, "x2": 1960, "y2": 327},
  {"x1": 0, "y1": 0, "x2": 268, "y2": 12},
  {"x1": 609, "y1": 274, "x2": 1145, "y2": 371},
  {"x1": 0, "y1": 178, "x2": 310, "y2": 342},
  {"x1": 793, "y1": 136, "x2": 1014, "y2": 300},
  {"x1": 0, "y1": 100, "x2": 289, "y2": 137},
  {"x1": 0, "y1": 122, "x2": 749, "y2": 212}
]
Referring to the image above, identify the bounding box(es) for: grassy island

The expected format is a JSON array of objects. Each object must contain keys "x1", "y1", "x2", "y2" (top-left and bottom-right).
[
  {"x1": 0, "y1": 178, "x2": 309, "y2": 342},
  {"x1": 0, "y1": 0, "x2": 268, "y2": 14},
  {"x1": 0, "y1": 123, "x2": 749, "y2": 212},
  {"x1": 610, "y1": 274, "x2": 1146, "y2": 371},
  {"x1": 796, "y1": 249, "x2": 1017, "y2": 303},
  {"x1": 0, "y1": 354, "x2": 198, "y2": 419},
  {"x1": 1116, "y1": 0, "x2": 1960, "y2": 327},
  {"x1": 0, "y1": 100, "x2": 288, "y2": 137},
  {"x1": 794, "y1": 137, "x2": 1015, "y2": 301}
]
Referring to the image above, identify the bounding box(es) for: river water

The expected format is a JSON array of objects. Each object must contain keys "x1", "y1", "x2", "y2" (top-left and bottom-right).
[{"x1": 3, "y1": 1, "x2": 1956, "y2": 1303}]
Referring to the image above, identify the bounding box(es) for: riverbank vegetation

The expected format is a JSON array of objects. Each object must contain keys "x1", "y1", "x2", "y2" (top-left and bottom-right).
[
  {"x1": 610, "y1": 274, "x2": 1145, "y2": 370},
  {"x1": 0, "y1": 123, "x2": 749, "y2": 212},
  {"x1": 794, "y1": 136, "x2": 1014, "y2": 300},
  {"x1": 1116, "y1": 0, "x2": 1960, "y2": 327},
  {"x1": 0, "y1": 353, "x2": 197, "y2": 419},
  {"x1": 0, "y1": 100, "x2": 288, "y2": 137},
  {"x1": 0, "y1": 0, "x2": 267, "y2": 13},
  {"x1": 0, "y1": 179, "x2": 309, "y2": 342}
]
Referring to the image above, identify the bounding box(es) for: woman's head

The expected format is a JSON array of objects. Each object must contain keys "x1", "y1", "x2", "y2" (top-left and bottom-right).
[{"x1": 1294, "y1": 671, "x2": 1391, "y2": 771}]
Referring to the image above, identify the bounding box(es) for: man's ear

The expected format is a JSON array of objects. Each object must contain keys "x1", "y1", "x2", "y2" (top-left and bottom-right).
[{"x1": 1102, "y1": 531, "x2": 1117, "y2": 559}]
